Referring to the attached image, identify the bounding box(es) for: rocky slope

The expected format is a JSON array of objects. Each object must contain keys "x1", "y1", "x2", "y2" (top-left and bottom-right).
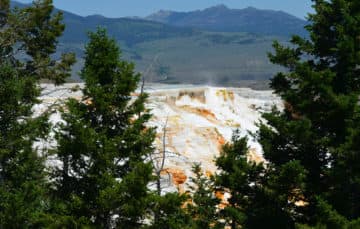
[{"x1": 35, "y1": 84, "x2": 281, "y2": 193}]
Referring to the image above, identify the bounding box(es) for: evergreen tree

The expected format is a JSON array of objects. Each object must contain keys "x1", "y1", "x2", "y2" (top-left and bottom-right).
[
  {"x1": 51, "y1": 28, "x2": 155, "y2": 228},
  {"x1": 256, "y1": 0, "x2": 360, "y2": 227},
  {"x1": 215, "y1": 133, "x2": 264, "y2": 229},
  {"x1": 148, "y1": 192, "x2": 193, "y2": 229},
  {"x1": 187, "y1": 163, "x2": 221, "y2": 229},
  {"x1": 0, "y1": 0, "x2": 74, "y2": 227}
]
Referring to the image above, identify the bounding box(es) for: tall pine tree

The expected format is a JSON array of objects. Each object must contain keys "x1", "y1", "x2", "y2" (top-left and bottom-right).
[
  {"x1": 51, "y1": 28, "x2": 155, "y2": 228},
  {"x1": 256, "y1": 0, "x2": 360, "y2": 227},
  {"x1": 0, "y1": 0, "x2": 74, "y2": 227}
]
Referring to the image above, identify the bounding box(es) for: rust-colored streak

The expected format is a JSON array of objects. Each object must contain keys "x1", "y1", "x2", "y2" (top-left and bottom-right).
[
  {"x1": 179, "y1": 105, "x2": 217, "y2": 122},
  {"x1": 161, "y1": 168, "x2": 187, "y2": 186},
  {"x1": 215, "y1": 190, "x2": 229, "y2": 209},
  {"x1": 217, "y1": 135, "x2": 226, "y2": 146}
]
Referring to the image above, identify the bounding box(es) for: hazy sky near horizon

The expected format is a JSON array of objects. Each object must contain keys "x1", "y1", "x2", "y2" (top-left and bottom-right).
[{"x1": 15, "y1": 0, "x2": 313, "y2": 19}]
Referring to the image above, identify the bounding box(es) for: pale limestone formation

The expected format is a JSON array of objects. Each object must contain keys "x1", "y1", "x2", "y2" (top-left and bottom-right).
[{"x1": 36, "y1": 83, "x2": 281, "y2": 193}]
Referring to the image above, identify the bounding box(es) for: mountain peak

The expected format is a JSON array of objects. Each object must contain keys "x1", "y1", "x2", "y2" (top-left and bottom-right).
[
  {"x1": 145, "y1": 5, "x2": 307, "y2": 37},
  {"x1": 209, "y1": 4, "x2": 228, "y2": 10},
  {"x1": 147, "y1": 9, "x2": 174, "y2": 21},
  {"x1": 203, "y1": 4, "x2": 229, "y2": 12}
]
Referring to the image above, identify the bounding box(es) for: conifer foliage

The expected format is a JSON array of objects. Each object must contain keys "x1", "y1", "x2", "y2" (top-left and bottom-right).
[
  {"x1": 187, "y1": 163, "x2": 221, "y2": 229},
  {"x1": 51, "y1": 28, "x2": 155, "y2": 228},
  {"x1": 256, "y1": 0, "x2": 360, "y2": 227},
  {"x1": 215, "y1": 133, "x2": 264, "y2": 229},
  {"x1": 0, "y1": 0, "x2": 74, "y2": 227}
]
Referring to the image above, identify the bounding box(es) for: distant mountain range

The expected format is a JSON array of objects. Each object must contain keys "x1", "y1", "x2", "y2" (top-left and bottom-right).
[
  {"x1": 11, "y1": 1, "x2": 197, "y2": 47},
  {"x1": 10, "y1": 1, "x2": 307, "y2": 86},
  {"x1": 146, "y1": 4, "x2": 307, "y2": 37},
  {"x1": 11, "y1": 2, "x2": 307, "y2": 45}
]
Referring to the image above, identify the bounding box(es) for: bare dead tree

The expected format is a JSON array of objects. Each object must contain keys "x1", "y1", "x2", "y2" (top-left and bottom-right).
[
  {"x1": 148, "y1": 115, "x2": 174, "y2": 225},
  {"x1": 143, "y1": 53, "x2": 160, "y2": 84},
  {"x1": 147, "y1": 115, "x2": 175, "y2": 192},
  {"x1": 156, "y1": 116, "x2": 169, "y2": 195}
]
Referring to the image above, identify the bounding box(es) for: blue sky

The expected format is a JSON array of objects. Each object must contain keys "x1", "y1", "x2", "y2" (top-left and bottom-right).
[{"x1": 15, "y1": 0, "x2": 313, "y2": 19}]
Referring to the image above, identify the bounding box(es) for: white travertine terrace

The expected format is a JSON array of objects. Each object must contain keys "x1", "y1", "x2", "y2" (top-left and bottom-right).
[{"x1": 34, "y1": 83, "x2": 281, "y2": 193}]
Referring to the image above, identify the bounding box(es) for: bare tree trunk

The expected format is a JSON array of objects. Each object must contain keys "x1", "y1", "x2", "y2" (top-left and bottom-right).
[{"x1": 153, "y1": 116, "x2": 169, "y2": 224}]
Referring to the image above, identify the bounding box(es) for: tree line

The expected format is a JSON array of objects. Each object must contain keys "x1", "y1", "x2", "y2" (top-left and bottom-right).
[{"x1": 0, "y1": 0, "x2": 359, "y2": 228}]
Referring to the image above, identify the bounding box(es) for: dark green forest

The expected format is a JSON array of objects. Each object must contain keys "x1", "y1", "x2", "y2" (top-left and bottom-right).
[{"x1": 0, "y1": 0, "x2": 359, "y2": 228}]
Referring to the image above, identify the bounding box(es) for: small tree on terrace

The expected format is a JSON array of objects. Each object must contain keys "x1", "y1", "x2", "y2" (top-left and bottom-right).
[
  {"x1": 187, "y1": 163, "x2": 221, "y2": 229},
  {"x1": 215, "y1": 133, "x2": 264, "y2": 229}
]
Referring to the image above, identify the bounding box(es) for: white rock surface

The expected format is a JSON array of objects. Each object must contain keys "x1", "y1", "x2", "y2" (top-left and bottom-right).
[{"x1": 36, "y1": 83, "x2": 281, "y2": 192}]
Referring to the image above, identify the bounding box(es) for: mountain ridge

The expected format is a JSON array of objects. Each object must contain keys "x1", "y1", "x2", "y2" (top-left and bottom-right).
[
  {"x1": 9, "y1": 1, "x2": 299, "y2": 85},
  {"x1": 146, "y1": 4, "x2": 307, "y2": 37},
  {"x1": 12, "y1": 1, "x2": 307, "y2": 38},
  {"x1": 11, "y1": 1, "x2": 197, "y2": 47}
]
